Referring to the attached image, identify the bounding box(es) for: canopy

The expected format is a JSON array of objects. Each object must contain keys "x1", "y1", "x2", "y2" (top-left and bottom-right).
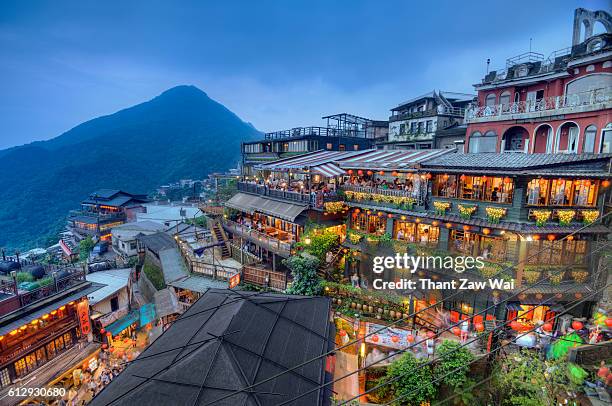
[
  {"x1": 226, "y1": 193, "x2": 307, "y2": 222},
  {"x1": 256, "y1": 149, "x2": 368, "y2": 172},
  {"x1": 338, "y1": 149, "x2": 454, "y2": 170},
  {"x1": 105, "y1": 310, "x2": 139, "y2": 336}
]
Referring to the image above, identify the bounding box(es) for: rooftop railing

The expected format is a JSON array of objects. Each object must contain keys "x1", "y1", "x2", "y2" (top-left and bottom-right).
[
  {"x1": 466, "y1": 87, "x2": 612, "y2": 122},
  {"x1": 390, "y1": 106, "x2": 466, "y2": 122},
  {"x1": 264, "y1": 126, "x2": 367, "y2": 140},
  {"x1": 237, "y1": 181, "x2": 339, "y2": 208}
]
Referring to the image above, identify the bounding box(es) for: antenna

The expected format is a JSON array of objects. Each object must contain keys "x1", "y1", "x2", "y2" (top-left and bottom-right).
[
  {"x1": 529, "y1": 37, "x2": 533, "y2": 53},
  {"x1": 486, "y1": 58, "x2": 490, "y2": 74}
]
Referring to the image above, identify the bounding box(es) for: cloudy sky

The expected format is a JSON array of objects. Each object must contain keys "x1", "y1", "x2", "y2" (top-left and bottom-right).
[{"x1": 0, "y1": 0, "x2": 608, "y2": 149}]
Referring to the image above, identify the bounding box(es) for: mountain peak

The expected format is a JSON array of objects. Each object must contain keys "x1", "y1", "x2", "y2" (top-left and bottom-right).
[{"x1": 159, "y1": 85, "x2": 208, "y2": 98}]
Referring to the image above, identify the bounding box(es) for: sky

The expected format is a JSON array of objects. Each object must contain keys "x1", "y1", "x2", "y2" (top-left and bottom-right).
[{"x1": 0, "y1": 0, "x2": 609, "y2": 149}]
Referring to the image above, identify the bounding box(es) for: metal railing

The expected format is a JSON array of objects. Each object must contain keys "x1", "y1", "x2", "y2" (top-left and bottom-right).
[
  {"x1": 390, "y1": 106, "x2": 466, "y2": 122},
  {"x1": 264, "y1": 126, "x2": 366, "y2": 140},
  {"x1": 223, "y1": 220, "x2": 292, "y2": 256},
  {"x1": 341, "y1": 184, "x2": 425, "y2": 206},
  {"x1": 466, "y1": 87, "x2": 612, "y2": 121},
  {"x1": 237, "y1": 181, "x2": 339, "y2": 208},
  {"x1": 69, "y1": 210, "x2": 126, "y2": 222}
]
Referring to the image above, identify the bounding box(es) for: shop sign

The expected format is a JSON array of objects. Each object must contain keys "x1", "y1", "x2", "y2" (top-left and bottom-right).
[
  {"x1": 77, "y1": 300, "x2": 92, "y2": 335},
  {"x1": 229, "y1": 273, "x2": 240, "y2": 289},
  {"x1": 139, "y1": 303, "x2": 156, "y2": 326},
  {"x1": 365, "y1": 322, "x2": 412, "y2": 350}
]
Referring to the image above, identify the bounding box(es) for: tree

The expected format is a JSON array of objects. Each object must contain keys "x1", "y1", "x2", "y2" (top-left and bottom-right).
[
  {"x1": 380, "y1": 351, "x2": 437, "y2": 406},
  {"x1": 303, "y1": 231, "x2": 340, "y2": 261},
  {"x1": 435, "y1": 340, "x2": 475, "y2": 389},
  {"x1": 284, "y1": 253, "x2": 321, "y2": 296},
  {"x1": 79, "y1": 237, "x2": 95, "y2": 261}
]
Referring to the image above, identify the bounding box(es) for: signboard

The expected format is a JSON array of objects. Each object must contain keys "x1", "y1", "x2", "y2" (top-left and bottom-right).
[
  {"x1": 364, "y1": 322, "x2": 413, "y2": 350},
  {"x1": 77, "y1": 300, "x2": 92, "y2": 335},
  {"x1": 139, "y1": 303, "x2": 156, "y2": 326},
  {"x1": 229, "y1": 273, "x2": 241, "y2": 289}
]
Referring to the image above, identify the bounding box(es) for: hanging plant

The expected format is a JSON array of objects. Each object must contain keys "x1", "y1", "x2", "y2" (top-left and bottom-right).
[
  {"x1": 458, "y1": 204, "x2": 477, "y2": 219},
  {"x1": 433, "y1": 201, "x2": 451, "y2": 215},
  {"x1": 557, "y1": 209, "x2": 576, "y2": 226},
  {"x1": 485, "y1": 206, "x2": 506, "y2": 223},
  {"x1": 533, "y1": 210, "x2": 552, "y2": 227},
  {"x1": 324, "y1": 201, "x2": 346, "y2": 214},
  {"x1": 581, "y1": 210, "x2": 599, "y2": 224}
]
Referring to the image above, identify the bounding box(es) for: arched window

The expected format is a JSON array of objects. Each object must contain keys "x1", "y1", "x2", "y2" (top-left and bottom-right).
[
  {"x1": 583, "y1": 125, "x2": 597, "y2": 153},
  {"x1": 499, "y1": 91, "x2": 511, "y2": 107},
  {"x1": 469, "y1": 131, "x2": 497, "y2": 153},
  {"x1": 601, "y1": 124, "x2": 612, "y2": 153},
  {"x1": 485, "y1": 94, "x2": 497, "y2": 107}
]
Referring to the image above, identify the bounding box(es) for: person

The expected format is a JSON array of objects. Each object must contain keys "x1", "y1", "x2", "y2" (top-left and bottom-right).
[
  {"x1": 491, "y1": 187, "x2": 499, "y2": 201},
  {"x1": 350, "y1": 273, "x2": 359, "y2": 288},
  {"x1": 396, "y1": 228, "x2": 404, "y2": 241},
  {"x1": 460, "y1": 319, "x2": 469, "y2": 343},
  {"x1": 426, "y1": 336, "x2": 435, "y2": 357}
]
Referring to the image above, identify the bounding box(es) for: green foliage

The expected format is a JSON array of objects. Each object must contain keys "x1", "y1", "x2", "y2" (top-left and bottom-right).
[
  {"x1": 435, "y1": 340, "x2": 475, "y2": 389},
  {"x1": 16, "y1": 272, "x2": 34, "y2": 283},
  {"x1": 284, "y1": 253, "x2": 322, "y2": 296},
  {"x1": 0, "y1": 85, "x2": 260, "y2": 252},
  {"x1": 379, "y1": 351, "x2": 437, "y2": 405},
  {"x1": 79, "y1": 237, "x2": 95, "y2": 261},
  {"x1": 142, "y1": 259, "x2": 166, "y2": 290},
  {"x1": 305, "y1": 231, "x2": 340, "y2": 261},
  {"x1": 39, "y1": 277, "x2": 53, "y2": 287},
  {"x1": 490, "y1": 350, "x2": 577, "y2": 406},
  {"x1": 186, "y1": 216, "x2": 208, "y2": 228}
]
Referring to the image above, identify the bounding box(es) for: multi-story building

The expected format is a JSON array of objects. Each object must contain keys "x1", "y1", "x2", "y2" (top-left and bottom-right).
[
  {"x1": 465, "y1": 8, "x2": 612, "y2": 154},
  {"x1": 67, "y1": 189, "x2": 148, "y2": 241},
  {"x1": 385, "y1": 90, "x2": 475, "y2": 150},
  {"x1": 240, "y1": 113, "x2": 386, "y2": 176}
]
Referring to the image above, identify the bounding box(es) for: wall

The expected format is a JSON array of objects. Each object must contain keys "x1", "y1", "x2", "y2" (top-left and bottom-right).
[{"x1": 92, "y1": 287, "x2": 129, "y2": 315}]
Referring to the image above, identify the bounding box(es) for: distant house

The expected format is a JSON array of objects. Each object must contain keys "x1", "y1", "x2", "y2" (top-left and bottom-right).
[
  {"x1": 136, "y1": 202, "x2": 203, "y2": 228},
  {"x1": 68, "y1": 189, "x2": 148, "y2": 241},
  {"x1": 86, "y1": 268, "x2": 133, "y2": 315},
  {"x1": 111, "y1": 221, "x2": 165, "y2": 258},
  {"x1": 90, "y1": 289, "x2": 335, "y2": 406}
]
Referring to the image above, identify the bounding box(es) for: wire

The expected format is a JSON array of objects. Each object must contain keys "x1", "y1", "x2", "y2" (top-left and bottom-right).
[
  {"x1": 206, "y1": 233, "x2": 610, "y2": 406},
  {"x1": 284, "y1": 242, "x2": 610, "y2": 406},
  {"x1": 381, "y1": 282, "x2": 609, "y2": 406}
]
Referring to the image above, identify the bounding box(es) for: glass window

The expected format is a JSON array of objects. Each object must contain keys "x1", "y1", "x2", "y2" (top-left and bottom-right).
[
  {"x1": 583, "y1": 125, "x2": 597, "y2": 153},
  {"x1": 417, "y1": 122, "x2": 424, "y2": 133},
  {"x1": 526, "y1": 179, "x2": 549, "y2": 205},
  {"x1": 410, "y1": 122, "x2": 417, "y2": 133},
  {"x1": 458, "y1": 176, "x2": 513, "y2": 203},
  {"x1": 469, "y1": 131, "x2": 497, "y2": 153},
  {"x1": 0, "y1": 368, "x2": 10, "y2": 388},
  {"x1": 573, "y1": 180, "x2": 598, "y2": 206},
  {"x1": 352, "y1": 213, "x2": 386, "y2": 235},
  {"x1": 394, "y1": 221, "x2": 439, "y2": 244},
  {"x1": 432, "y1": 174, "x2": 457, "y2": 197},
  {"x1": 499, "y1": 91, "x2": 511, "y2": 107},
  {"x1": 549, "y1": 179, "x2": 572, "y2": 205},
  {"x1": 426, "y1": 120, "x2": 433, "y2": 132},
  {"x1": 485, "y1": 94, "x2": 497, "y2": 106},
  {"x1": 601, "y1": 129, "x2": 612, "y2": 153}
]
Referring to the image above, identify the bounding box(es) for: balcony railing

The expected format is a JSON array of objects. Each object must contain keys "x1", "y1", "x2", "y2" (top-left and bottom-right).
[
  {"x1": 341, "y1": 184, "x2": 426, "y2": 207},
  {"x1": 466, "y1": 87, "x2": 612, "y2": 122},
  {"x1": 264, "y1": 126, "x2": 366, "y2": 140},
  {"x1": 69, "y1": 210, "x2": 126, "y2": 223},
  {"x1": 237, "y1": 181, "x2": 339, "y2": 208},
  {"x1": 223, "y1": 220, "x2": 292, "y2": 257}
]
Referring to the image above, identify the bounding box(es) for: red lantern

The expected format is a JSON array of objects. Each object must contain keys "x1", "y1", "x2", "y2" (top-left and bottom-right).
[
  {"x1": 347, "y1": 169, "x2": 353, "y2": 175},
  {"x1": 378, "y1": 171, "x2": 385, "y2": 176},
  {"x1": 547, "y1": 234, "x2": 555, "y2": 241},
  {"x1": 504, "y1": 177, "x2": 512, "y2": 184},
  {"x1": 452, "y1": 327, "x2": 461, "y2": 336},
  {"x1": 426, "y1": 331, "x2": 436, "y2": 339},
  {"x1": 391, "y1": 335, "x2": 399, "y2": 343},
  {"x1": 106, "y1": 332, "x2": 112, "y2": 337},
  {"x1": 571, "y1": 321, "x2": 584, "y2": 330},
  {"x1": 109, "y1": 347, "x2": 115, "y2": 353},
  {"x1": 510, "y1": 321, "x2": 521, "y2": 331},
  {"x1": 603, "y1": 180, "x2": 611, "y2": 188},
  {"x1": 542, "y1": 322, "x2": 553, "y2": 332},
  {"x1": 102, "y1": 343, "x2": 108, "y2": 349},
  {"x1": 377, "y1": 212, "x2": 383, "y2": 217},
  {"x1": 407, "y1": 334, "x2": 415, "y2": 343},
  {"x1": 357, "y1": 170, "x2": 363, "y2": 176},
  {"x1": 426, "y1": 173, "x2": 432, "y2": 180},
  {"x1": 460, "y1": 175, "x2": 466, "y2": 182},
  {"x1": 114, "y1": 336, "x2": 120, "y2": 341},
  {"x1": 387, "y1": 213, "x2": 393, "y2": 219},
  {"x1": 482, "y1": 228, "x2": 490, "y2": 235},
  {"x1": 100, "y1": 328, "x2": 105, "y2": 334},
  {"x1": 605, "y1": 318, "x2": 612, "y2": 327},
  {"x1": 124, "y1": 338, "x2": 130, "y2": 344},
  {"x1": 392, "y1": 171, "x2": 398, "y2": 177},
  {"x1": 462, "y1": 225, "x2": 470, "y2": 231},
  {"x1": 367, "y1": 170, "x2": 373, "y2": 176},
  {"x1": 371, "y1": 334, "x2": 379, "y2": 343},
  {"x1": 339, "y1": 330, "x2": 347, "y2": 337},
  {"x1": 475, "y1": 323, "x2": 485, "y2": 332}
]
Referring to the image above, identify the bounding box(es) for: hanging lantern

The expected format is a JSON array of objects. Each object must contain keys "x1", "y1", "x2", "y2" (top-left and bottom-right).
[
  {"x1": 354, "y1": 208, "x2": 360, "y2": 214},
  {"x1": 504, "y1": 177, "x2": 512, "y2": 184},
  {"x1": 445, "y1": 222, "x2": 452, "y2": 229},
  {"x1": 100, "y1": 328, "x2": 105, "y2": 334},
  {"x1": 451, "y1": 327, "x2": 461, "y2": 336},
  {"x1": 392, "y1": 171, "x2": 398, "y2": 177},
  {"x1": 602, "y1": 180, "x2": 611, "y2": 188},
  {"x1": 426, "y1": 173, "x2": 432, "y2": 180},
  {"x1": 483, "y1": 228, "x2": 490, "y2": 235},
  {"x1": 460, "y1": 174, "x2": 466, "y2": 182},
  {"x1": 571, "y1": 320, "x2": 584, "y2": 330},
  {"x1": 367, "y1": 170, "x2": 373, "y2": 176},
  {"x1": 482, "y1": 175, "x2": 487, "y2": 180},
  {"x1": 109, "y1": 347, "x2": 115, "y2": 353},
  {"x1": 391, "y1": 335, "x2": 399, "y2": 343},
  {"x1": 547, "y1": 234, "x2": 555, "y2": 241},
  {"x1": 567, "y1": 235, "x2": 574, "y2": 241},
  {"x1": 415, "y1": 218, "x2": 421, "y2": 223},
  {"x1": 585, "y1": 180, "x2": 591, "y2": 186},
  {"x1": 378, "y1": 171, "x2": 385, "y2": 176},
  {"x1": 102, "y1": 344, "x2": 108, "y2": 349},
  {"x1": 462, "y1": 225, "x2": 470, "y2": 231},
  {"x1": 401, "y1": 215, "x2": 406, "y2": 221},
  {"x1": 406, "y1": 173, "x2": 413, "y2": 179},
  {"x1": 347, "y1": 169, "x2": 353, "y2": 175},
  {"x1": 377, "y1": 212, "x2": 383, "y2": 217},
  {"x1": 357, "y1": 170, "x2": 363, "y2": 176},
  {"x1": 407, "y1": 334, "x2": 415, "y2": 343},
  {"x1": 442, "y1": 174, "x2": 449, "y2": 180},
  {"x1": 387, "y1": 213, "x2": 393, "y2": 219},
  {"x1": 542, "y1": 322, "x2": 553, "y2": 332},
  {"x1": 475, "y1": 323, "x2": 485, "y2": 332},
  {"x1": 371, "y1": 335, "x2": 379, "y2": 343},
  {"x1": 532, "y1": 235, "x2": 540, "y2": 241}
]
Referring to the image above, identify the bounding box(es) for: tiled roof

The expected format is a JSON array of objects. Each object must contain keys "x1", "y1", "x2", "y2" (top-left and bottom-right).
[{"x1": 422, "y1": 152, "x2": 612, "y2": 170}]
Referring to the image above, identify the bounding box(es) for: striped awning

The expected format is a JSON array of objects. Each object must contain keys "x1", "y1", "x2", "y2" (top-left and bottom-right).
[
  {"x1": 338, "y1": 149, "x2": 454, "y2": 170},
  {"x1": 311, "y1": 163, "x2": 345, "y2": 177},
  {"x1": 226, "y1": 193, "x2": 307, "y2": 222},
  {"x1": 256, "y1": 149, "x2": 370, "y2": 172}
]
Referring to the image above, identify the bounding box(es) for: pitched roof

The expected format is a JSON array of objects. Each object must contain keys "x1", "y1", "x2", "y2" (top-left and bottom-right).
[
  {"x1": 422, "y1": 152, "x2": 612, "y2": 170},
  {"x1": 137, "y1": 232, "x2": 177, "y2": 254},
  {"x1": 86, "y1": 269, "x2": 132, "y2": 305},
  {"x1": 90, "y1": 289, "x2": 334, "y2": 406},
  {"x1": 338, "y1": 148, "x2": 454, "y2": 170}
]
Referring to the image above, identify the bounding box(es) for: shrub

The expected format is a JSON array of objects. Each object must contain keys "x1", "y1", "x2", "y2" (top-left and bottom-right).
[
  {"x1": 284, "y1": 254, "x2": 321, "y2": 296},
  {"x1": 16, "y1": 272, "x2": 34, "y2": 283},
  {"x1": 143, "y1": 259, "x2": 166, "y2": 290},
  {"x1": 435, "y1": 340, "x2": 475, "y2": 389},
  {"x1": 379, "y1": 351, "x2": 437, "y2": 405}
]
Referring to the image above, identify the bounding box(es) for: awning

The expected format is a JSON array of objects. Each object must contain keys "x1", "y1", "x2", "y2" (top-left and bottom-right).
[
  {"x1": 256, "y1": 149, "x2": 369, "y2": 172},
  {"x1": 338, "y1": 149, "x2": 454, "y2": 170},
  {"x1": 105, "y1": 310, "x2": 139, "y2": 336},
  {"x1": 226, "y1": 193, "x2": 307, "y2": 222},
  {"x1": 506, "y1": 302, "x2": 524, "y2": 311},
  {"x1": 312, "y1": 163, "x2": 345, "y2": 177}
]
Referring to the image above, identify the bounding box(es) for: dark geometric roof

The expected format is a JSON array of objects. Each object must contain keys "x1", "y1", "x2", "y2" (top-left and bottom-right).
[
  {"x1": 136, "y1": 232, "x2": 177, "y2": 254},
  {"x1": 90, "y1": 289, "x2": 334, "y2": 406},
  {"x1": 83, "y1": 190, "x2": 148, "y2": 207},
  {"x1": 422, "y1": 152, "x2": 612, "y2": 170}
]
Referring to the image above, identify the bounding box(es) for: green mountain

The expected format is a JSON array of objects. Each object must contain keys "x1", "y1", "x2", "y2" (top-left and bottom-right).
[{"x1": 0, "y1": 85, "x2": 260, "y2": 251}]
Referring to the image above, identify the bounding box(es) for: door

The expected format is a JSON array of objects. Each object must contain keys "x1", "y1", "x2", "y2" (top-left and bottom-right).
[{"x1": 526, "y1": 91, "x2": 537, "y2": 112}]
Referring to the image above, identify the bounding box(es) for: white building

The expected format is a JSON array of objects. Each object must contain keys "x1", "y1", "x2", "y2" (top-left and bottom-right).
[
  {"x1": 86, "y1": 268, "x2": 133, "y2": 315},
  {"x1": 111, "y1": 221, "x2": 165, "y2": 257}
]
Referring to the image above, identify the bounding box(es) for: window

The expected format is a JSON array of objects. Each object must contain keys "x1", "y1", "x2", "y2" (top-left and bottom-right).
[
  {"x1": 399, "y1": 123, "x2": 407, "y2": 135},
  {"x1": 326, "y1": 143, "x2": 333, "y2": 150},
  {"x1": 549, "y1": 179, "x2": 572, "y2": 205},
  {"x1": 526, "y1": 179, "x2": 549, "y2": 205},
  {"x1": 130, "y1": 241, "x2": 137, "y2": 250},
  {"x1": 468, "y1": 131, "x2": 497, "y2": 153},
  {"x1": 526, "y1": 178, "x2": 599, "y2": 207},
  {"x1": 352, "y1": 213, "x2": 386, "y2": 235},
  {"x1": 410, "y1": 122, "x2": 417, "y2": 133},
  {"x1": 0, "y1": 368, "x2": 10, "y2": 388},
  {"x1": 485, "y1": 94, "x2": 497, "y2": 106},
  {"x1": 602, "y1": 128, "x2": 612, "y2": 153},
  {"x1": 353, "y1": 144, "x2": 359, "y2": 151},
  {"x1": 111, "y1": 296, "x2": 120, "y2": 312},
  {"x1": 499, "y1": 91, "x2": 511, "y2": 107},
  {"x1": 573, "y1": 180, "x2": 598, "y2": 206},
  {"x1": 583, "y1": 125, "x2": 597, "y2": 153},
  {"x1": 426, "y1": 120, "x2": 433, "y2": 132},
  {"x1": 338, "y1": 144, "x2": 346, "y2": 151},
  {"x1": 526, "y1": 239, "x2": 587, "y2": 266},
  {"x1": 566, "y1": 73, "x2": 611, "y2": 94},
  {"x1": 432, "y1": 174, "x2": 457, "y2": 197},
  {"x1": 394, "y1": 221, "x2": 439, "y2": 244},
  {"x1": 417, "y1": 122, "x2": 424, "y2": 133},
  {"x1": 458, "y1": 175, "x2": 513, "y2": 203}
]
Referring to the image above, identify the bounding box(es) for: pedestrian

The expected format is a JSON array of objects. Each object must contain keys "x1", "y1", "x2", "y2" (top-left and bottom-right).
[{"x1": 460, "y1": 319, "x2": 469, "y2": 343}]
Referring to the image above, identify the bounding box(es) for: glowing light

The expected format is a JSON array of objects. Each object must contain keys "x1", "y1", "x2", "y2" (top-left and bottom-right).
[
  {"x1": 445, "y1": 223, "x2": 452, "y2": 228},
  {"x1": 9, "y1": 330, "x2": 18, "y2": 336}
]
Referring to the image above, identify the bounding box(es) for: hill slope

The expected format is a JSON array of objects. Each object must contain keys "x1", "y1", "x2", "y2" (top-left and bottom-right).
[{"x1": 0, "y1": 85, "x2": 260, "y2": 251}]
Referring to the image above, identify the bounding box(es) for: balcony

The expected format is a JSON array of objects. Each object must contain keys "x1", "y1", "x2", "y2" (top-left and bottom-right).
[
  {"x1": 264, "y1": 126, "x2": 366, "y2": 140},
  {"x1": 69, "y1": 210, "x2": 126, "y2": 223},
  {"x1": 222, "y1": 220, "x2": 292, "y2": 257},
  {"x1": 466, "y1": 87, "x2": 612, "y2": 123},
  {"x1": 389, "y1": 106, "x2": 466, "y2": 123},
  {"x1": 341, "y1": 184, "x2": 426, "y2": 209},
  {"x1": 237, "y1": 181, "x2": 339, "y2": 208}
]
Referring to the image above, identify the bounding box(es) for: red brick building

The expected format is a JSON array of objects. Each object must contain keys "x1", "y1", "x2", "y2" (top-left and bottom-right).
[{"x1": 465, "y1": 8, "x2": 612, "y2": 154}]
